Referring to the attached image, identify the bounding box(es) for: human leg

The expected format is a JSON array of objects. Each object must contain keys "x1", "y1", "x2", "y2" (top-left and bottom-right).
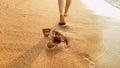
[
  {"x1": 64, "y1": 0, "x2": 71, "y2": 16},
  {"x1": 58, "y1": 0, "x2": 66, "y2": 25}
]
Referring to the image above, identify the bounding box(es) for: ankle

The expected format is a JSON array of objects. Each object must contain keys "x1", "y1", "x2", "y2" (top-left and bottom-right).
[
  {"x1": 60, "y1": 16, "x2": 65, "y2": 22},
  {"x1": 60, "y1": 14, "x2": 64, "y2": 17}
]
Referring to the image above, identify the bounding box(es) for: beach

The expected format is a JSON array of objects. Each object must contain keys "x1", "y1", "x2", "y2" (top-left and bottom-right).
[{"x1": 0, "y1": 0, "x2": 120, "y2": 68}]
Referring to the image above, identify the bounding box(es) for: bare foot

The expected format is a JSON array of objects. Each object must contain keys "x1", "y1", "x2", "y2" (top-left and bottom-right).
[{"x1": 59, "y1": 15, "x2": 66, "y2": 25}]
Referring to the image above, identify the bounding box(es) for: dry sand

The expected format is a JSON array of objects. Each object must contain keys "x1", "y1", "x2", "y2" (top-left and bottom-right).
[{"x1": 0, "y1": 0, "x2": 120, "y2": 68}]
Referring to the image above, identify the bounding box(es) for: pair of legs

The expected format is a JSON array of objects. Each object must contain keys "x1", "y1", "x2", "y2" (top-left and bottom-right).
[{"x1": 58, "y1": 0, "x2": 72, "y2": 25}]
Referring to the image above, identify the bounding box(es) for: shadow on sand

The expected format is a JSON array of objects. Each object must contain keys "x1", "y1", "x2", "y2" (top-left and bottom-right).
[
  {"x1": 5, "y1": 24, "x2": 70, "y2": 68},
  {"x1": 5, "y1": 38, "x2": 47, "y2": 68}
]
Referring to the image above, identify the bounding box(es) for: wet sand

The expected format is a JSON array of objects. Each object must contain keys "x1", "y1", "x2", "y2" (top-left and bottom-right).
[
  {"x1": 0, "y1": 0, "x2": 120, "y2": 68},
  {"x1": 82, "y1": 0, "x2": 120, "y2": 68}
]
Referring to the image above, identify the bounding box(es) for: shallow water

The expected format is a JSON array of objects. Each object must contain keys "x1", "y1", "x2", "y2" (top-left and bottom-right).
[{"x1": 105, "y1": 0, "x2": 120, "y2": 9}]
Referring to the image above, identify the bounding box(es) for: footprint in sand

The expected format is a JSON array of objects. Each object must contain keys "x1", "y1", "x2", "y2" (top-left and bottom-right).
[{"x1": 46, "y1": 30, "x2": 69, "y2": 49}]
